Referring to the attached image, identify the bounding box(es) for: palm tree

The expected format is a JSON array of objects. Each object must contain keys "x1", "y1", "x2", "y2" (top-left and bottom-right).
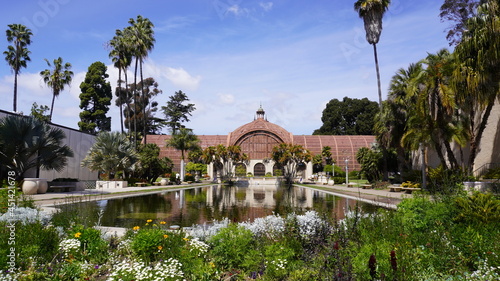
[
  {"x1": 3, "y1": 24, "x2": 33, "y2": 112},
  {"x1": 354, "y1": 0, "x2": 391, "y2": 107},
  {"x1": 166, "y1": 128, "x2": 200, "y2": 182},
  {"x1": 109, "y1": 29, "x2": 133, "y2": 134},
  {"x1": 0, "y1": 115, "x2": 73, "y2": 180},
  {"x1": 40, "y1": 57, "x2": 74, "y2": 122},
  {"x1": 453, "y1": 0, "x2": 500, "y2": 173},
  {"x1": 126, "y1": 15, "x2": 155, "y2": 144},
  {"x1": 81, "y1": 131, "x2": 138, "y2": 179}
]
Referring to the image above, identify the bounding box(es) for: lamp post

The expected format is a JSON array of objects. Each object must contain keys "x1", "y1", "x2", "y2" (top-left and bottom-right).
[{"x1": 345, "y1": 158, "x2": 349, "y2": 185}]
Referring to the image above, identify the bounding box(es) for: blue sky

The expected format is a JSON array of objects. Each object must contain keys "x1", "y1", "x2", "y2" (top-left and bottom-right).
[{"x1": 0, "y1": 0, "x2": 450, "y2": 135}]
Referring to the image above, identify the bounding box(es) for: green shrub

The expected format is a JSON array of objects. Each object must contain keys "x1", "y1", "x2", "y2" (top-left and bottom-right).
[
  {"x1": 454, "y1": 192, "x2": 500, "y2": 224},
  {"x1": 184, "y1": 173, "x2": 195, "y2": 182},
  {"x1": 332, "y1": 177, "x2": 346, "y2": 184},
  {"x1": 208, "y1": 223, "x2": 260, "y2": 272}
]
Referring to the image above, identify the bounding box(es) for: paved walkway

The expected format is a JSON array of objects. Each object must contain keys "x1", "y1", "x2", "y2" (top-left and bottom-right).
[{"x1": 301, "y1": 183, "x2": 410, "y2": 209}]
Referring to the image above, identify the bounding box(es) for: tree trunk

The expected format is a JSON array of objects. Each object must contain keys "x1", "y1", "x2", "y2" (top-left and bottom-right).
[
  {"x1": 373, "y1": 44, "x2": 383, "y2": 108},
  {"x1": 13, "y1": 70, "x2": 18, "y2": 112},
  {"x1": 468, "y1": 95, "x2": 496, "y2": 174},
  {"x1": 140, "y1": 59, "x2": 147, "y2": 144},
  {"x1": 49, "y1": 91, "x2": 56, "y2": 122},
  {"x1": 118, "y1": 68, "x2": 124, "y2": 134},
  {"x1": 133, "y1": 57, "x2": 139, "y2": 147}
]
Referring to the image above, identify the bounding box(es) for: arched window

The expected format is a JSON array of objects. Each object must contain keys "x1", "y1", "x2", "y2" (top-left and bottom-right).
[
  {"x1": 253, "y1": 163, "x2": 266, "y2": 177},
  {"x1": 235, "y1": 163, "x2": 247, "y2": 177}
]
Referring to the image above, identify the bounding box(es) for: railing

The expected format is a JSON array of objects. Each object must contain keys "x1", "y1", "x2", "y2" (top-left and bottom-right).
[{"x1": 474, "y1": 163, "x2": 500, "y2": 177}]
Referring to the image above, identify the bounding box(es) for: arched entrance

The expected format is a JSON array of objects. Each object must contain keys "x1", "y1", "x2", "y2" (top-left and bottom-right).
[{"x1": 254, "y1": 163, "x2": 266, "y2": 177}]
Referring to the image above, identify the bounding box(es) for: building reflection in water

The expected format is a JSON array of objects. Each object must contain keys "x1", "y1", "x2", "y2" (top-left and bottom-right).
[{"x1": 88, "y1": 184, "x2": 377, "y2": 228}]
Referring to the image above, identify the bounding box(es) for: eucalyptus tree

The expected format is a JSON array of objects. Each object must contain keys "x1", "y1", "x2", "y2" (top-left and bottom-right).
[
  {"x1": 40, "y1": 57, "x2": 73, "y2": 122},
  {"x1": 0, "y1": 115, "x2": 73, "y2": 180},
  {"x1": 453, "y1": 0, "x2": 500, "y2": 172},
  {"x1": 440, "y1": 0, "x2": 484, "y2": 46},
  {"x1": 109, "y1": 28, "x2": 133, "y2": 134},
  {"x1": 3, "y1": 24, "x2": 33, "y2": 112},
  {"x1": 271, "y1": 143, "x2": 312, "y2": 185},
  {"x1": 126, "y1": 15, "x2": 155, "y2": 143},
  {"x1": 354, "y1": 0, "x2": 391, "y2": 107},
  {"x1": 81, "y1": 131, "x2": 138, "y2": 180},
  {"x1": 166, "y1": 127, "x2": 200, "y2": 182}
]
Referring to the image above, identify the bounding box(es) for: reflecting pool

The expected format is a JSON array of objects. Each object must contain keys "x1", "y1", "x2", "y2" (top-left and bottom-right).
[{"x1": 63, "y1": 184, "x2": 380, "y2": 228}]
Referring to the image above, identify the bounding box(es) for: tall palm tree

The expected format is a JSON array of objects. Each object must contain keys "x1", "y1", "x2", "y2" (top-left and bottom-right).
[
  {"x1": 166, "y1": 127, "x2": 200, "y2": 181},
  {"x1": 109, "y1": 28, "x2": 133, "y2": 134},
  {"x1": 354, "y1": 0, "x2": 391, "y2": 107},
  {"x1": 454, "y1": 0, "x2": 500, "y2": 173},
  {"x1": 40, "y1": 57, "x2": 74, "y2": 122},
  {"x1": 3, "y1": 24, "x2": 33, "y2": 112},
  {"x1": 126, "y1": 15, "x2": 155, "y2": 144},
  {"x1": 0, "y1": 115, "x2": 73, "y2": 180}
]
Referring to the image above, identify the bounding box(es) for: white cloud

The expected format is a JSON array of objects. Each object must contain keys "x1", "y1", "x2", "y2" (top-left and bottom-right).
[
  {"x1": 259, "y1": 2, "x2": 273, "y2": 12},
  {"x1": 143, "y1": 62, "x2": 201, "y2": 91},
  {"x1": 217, "y1": 93, "x2": 234, "y2": 104}
]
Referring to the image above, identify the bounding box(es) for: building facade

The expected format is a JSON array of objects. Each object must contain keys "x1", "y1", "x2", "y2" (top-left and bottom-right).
[{"x1": 147, "y1": 107, "x2": 377, "y2": 180}]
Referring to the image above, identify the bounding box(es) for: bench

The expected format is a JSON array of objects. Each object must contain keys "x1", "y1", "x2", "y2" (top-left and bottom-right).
[
  {"x1": 153, "y1": 182, "x2": 161, "y2": 186},
  {"x1": 347, "y1": 183, "x2": 356, "y2": 188},
  {"x1": 49, "y1": 185, "x2": 73, "y2": 193},
  {"x1": 361, "y1": 184, "x2": 372, "y2": 189},
  {"x1": 136, "y1": 182, "x2": 148, "y2": 187},
  {"x1": 389, "y1": 186, "x2": 402, "y2": 192},
  {"x1": 402, "y1": 187, "x2": 421, "y2": 194}
]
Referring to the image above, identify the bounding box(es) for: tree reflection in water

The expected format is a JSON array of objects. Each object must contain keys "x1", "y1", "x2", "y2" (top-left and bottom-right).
[{"x1": 63, "y1": 184, "x2": 377, "y2": 228}]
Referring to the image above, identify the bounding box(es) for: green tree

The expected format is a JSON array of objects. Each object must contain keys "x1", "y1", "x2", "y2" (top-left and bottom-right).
[
  {"x1": 0, "y1": 115, "x2": 73, "y2": 180},
  {"x1": 453, "y1": 0, "x2": 500, "y2": 173},
  {"x1": 30, "y1": 102, "x2": 50, "y2": 123},
  {"x1": 202, "y1": 144, "x2": 248, "y2": 183},
  {"x1": 40, "y1": 57, "x2": 74, "y2": 122},
  {"x1": 109, "y1": 28, "x2": 133, "y2": 134},
  {"x1": 135, "y1": 143, "x2": 173, "y2": 183},
  {"x1": 354, "y1": 0, "x2": 391, "y2": 107},
  {"x1": 121, "y1": 77, "x2": 163, "y2": 136},
  {"x1": 271, "y1": 143, "x2": 312, "y2": 185},
  {"x1": 3, "y1": 23, "x2": 32, "y2": 112},
  {"x1": 81, "y1": 131, "x2": 138, "y2": 179},
  {"x1": 166, "y1": 128, "x2": 200, "y2": 181},
  {"x1": 313, "y1": 97, "x2": 379, "y2": 135},
  {"x1": 439, "y1": 0, "x2": 484, "y2": 45},
  {"x1": 78, "y1": 61, "x2": 112, "y2": 134},
  {"x1": 161, "y1": 90, "x2": 196, "y2": 134}
]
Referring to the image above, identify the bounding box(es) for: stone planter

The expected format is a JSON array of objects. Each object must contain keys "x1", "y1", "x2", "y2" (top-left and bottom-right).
[
  {"x1": 160, "y1": 178, "x2": 168, "y2": 185},
  {"x1": 36, "y1": 178, "x2": 48, "y2": 194},
  {"x1": 22, "y1": 178, "x2": 39, "y2": 195}
]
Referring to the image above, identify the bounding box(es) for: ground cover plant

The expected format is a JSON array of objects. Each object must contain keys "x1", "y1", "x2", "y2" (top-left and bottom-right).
[{"x1": 0, "y1": 186, "x2": 499, "y2": 280}]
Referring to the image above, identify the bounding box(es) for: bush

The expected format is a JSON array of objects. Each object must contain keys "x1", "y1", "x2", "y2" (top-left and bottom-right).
[
  {"x1": 184, "y1": 173, "x2": 195, "y2": 182},
  {"x1": 332, "y1": 177, "x2": 346, "y2": 184}
]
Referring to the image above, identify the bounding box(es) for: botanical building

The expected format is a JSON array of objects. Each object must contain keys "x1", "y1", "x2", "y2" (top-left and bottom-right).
[{"x1": 147, "y1": 107, "x2": 376, "y2": 180}]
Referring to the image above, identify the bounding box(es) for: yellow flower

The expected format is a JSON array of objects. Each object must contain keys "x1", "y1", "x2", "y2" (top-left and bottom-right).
[
  {"x1": 163, "y1": 234, "x2": 169, "y2": 239},
  {"x1": 133, "y1": 226, "x2": 140, "y2": 231},
  {"x1": 160, "y1": 221, "x2": 166, "y2": 225},
  {"x1": 146, "y1": 219, "x2": 153, "y2": 223},
  {"x1": 74, "y1": 232, "x2": 81, "y2": 238},
  {"x1": 157, "y1": 246, "x2": 163, "y2": 251},
  {"x1": 183, "y1": 237, "x2": 190, "y2": 242},
  {"x1": 209, "y1": 262, "x2": 215, "y2": 268}
]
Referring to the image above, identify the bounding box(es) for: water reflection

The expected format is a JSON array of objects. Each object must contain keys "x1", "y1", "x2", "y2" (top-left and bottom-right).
[{"x1": 69, "y1": 184, "x2": 377, "y2": 228}]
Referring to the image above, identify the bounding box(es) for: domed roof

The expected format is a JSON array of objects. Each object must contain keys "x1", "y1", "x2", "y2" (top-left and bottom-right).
[{"x1": 228, "y1": 107, "x2": 293, "y2": 145}]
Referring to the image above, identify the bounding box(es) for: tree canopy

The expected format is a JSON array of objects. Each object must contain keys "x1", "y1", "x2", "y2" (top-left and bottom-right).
[
  {"x1": 313, "y1": 97, "x2": 379, "y2": 135},
  {"x1": 161, "y1": 90, "x2": 196, "y2": 133},
  {"x1": 78, "y1": 61, "x2": 112, "y2": 134}
]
